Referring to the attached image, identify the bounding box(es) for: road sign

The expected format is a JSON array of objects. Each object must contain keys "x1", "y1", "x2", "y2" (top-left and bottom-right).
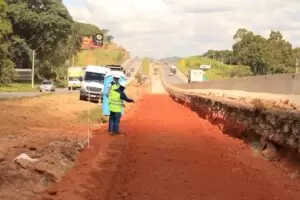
[
  {"x1": 200, "y1": 65, "x2": 211, "y2": 70},
  {"x1": 180, "y1": 59, "x2": 185, "y2": 66}
]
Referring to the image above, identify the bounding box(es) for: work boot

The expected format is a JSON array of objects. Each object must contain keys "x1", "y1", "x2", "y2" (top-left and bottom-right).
[
  {"x1": 108, "y1": 131, "x2": 114, "y2": 136},
  {"x1": 115, "y1": 132, "x2": 126, "y2": 137}
]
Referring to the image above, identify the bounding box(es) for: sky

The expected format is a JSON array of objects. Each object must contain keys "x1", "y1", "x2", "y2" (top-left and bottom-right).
[{"x1": 63, "y1": 0, "x2": 300, "y2": 58}]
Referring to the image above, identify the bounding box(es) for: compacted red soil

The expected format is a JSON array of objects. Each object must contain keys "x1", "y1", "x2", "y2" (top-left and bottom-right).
[{"x1": 38, "y1": 95, "x2": 300, "y2": 200}]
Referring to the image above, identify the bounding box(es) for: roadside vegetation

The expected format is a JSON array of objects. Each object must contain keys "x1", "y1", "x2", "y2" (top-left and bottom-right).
[
  {"x1": 0, "y1": 0, "x2": 128, "y2": 91},
  {"x1": 75, "y1": 44, "x2": 129, "y2": 67},
  {"x1": 0, "y1": 81, "x2": 68, "y2": 92},
  {"x1": 0, "y1": 83, "x2": 37, "y2": 92},
  {"x1": 177, "y1": 28, "x2": 300, "y2": 80},
  {"x1": 177, "y1": 56, "x2": 252, "y2": 80},
  {"x1": 142, "y1": 58, "x2": 151, "y2": 75}
]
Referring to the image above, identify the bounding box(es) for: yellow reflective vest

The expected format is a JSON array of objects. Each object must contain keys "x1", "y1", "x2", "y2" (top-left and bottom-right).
[{"x1": 109, "y1": 84, "x2": 122, "y2": 112}]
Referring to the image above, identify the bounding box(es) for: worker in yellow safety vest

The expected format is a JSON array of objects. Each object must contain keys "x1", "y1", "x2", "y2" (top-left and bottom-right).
[{"x1": 108, "y1": 81, "x2": 134, "y2": 135}]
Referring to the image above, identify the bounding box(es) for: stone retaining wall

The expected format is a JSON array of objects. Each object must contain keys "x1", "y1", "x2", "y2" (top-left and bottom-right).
[{"x1": 159, "y1": 66, "x2": 300, "y2": 157}]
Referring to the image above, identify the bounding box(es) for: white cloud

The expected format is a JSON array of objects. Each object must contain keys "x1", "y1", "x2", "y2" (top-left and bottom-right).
[{"x1": 63, "y1": 0, "x2": 300, "y2": 58}]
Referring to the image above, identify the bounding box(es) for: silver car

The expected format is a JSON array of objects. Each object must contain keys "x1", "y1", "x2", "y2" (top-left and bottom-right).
[{"x1": 39, "y1": 80, "x2": 55, "y2": 92}]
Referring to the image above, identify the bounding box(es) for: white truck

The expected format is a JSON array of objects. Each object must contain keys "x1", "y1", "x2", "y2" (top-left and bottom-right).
[
  {"x1": 79, "y1": 65, "x2": 111, "y2": 102},
  {"x1": 68, "y1": 67, "x2": 84, "y2": 90},
  {"x1": 169, "y1": 65, "x2": 177, "y2": 76},
  {"x1": 188, "y1": 69, "x2": 204, "y2": 83}
]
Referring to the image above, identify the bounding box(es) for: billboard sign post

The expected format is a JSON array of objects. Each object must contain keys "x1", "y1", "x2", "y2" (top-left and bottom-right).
[
  {"x1": 93, "y1": 34, "x2": 103, "y2": 46},
  {"x1": 199, "y1": 64, "x2": 211, "y2": 70},
  {"x1": 81, "y1": 33, "x2": 104, "y2": 49}
]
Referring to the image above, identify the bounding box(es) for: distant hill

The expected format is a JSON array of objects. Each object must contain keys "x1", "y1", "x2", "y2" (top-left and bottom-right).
[{"x1": 159, "y1": 56, "x2": 181, "y2": 65}]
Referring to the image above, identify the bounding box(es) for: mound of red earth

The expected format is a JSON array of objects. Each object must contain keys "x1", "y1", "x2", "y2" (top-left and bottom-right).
[
  {"x1": 0, "y1": 85, "x2": 145, "y2": 200},
  {"x1": 38, "y1": 95, "x2": 300, "y2": 200}
]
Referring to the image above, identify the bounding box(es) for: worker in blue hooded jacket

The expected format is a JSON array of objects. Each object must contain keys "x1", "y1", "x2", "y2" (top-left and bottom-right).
[{"x1": 108, "y1": 80, "x2": 134, "y2": 135}]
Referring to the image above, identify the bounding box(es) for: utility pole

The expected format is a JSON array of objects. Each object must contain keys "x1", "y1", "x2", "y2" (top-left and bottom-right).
[
  {"x1": 296, "y1": 59, "x2": 299, "y2": 73},
  {"x1": 32, "y1": 50, "x2": 35, "y2": 88}
]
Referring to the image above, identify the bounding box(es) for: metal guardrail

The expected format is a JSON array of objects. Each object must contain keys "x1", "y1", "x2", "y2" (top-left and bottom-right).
[{"x1": 14, "y1": 69, "x2": 32, "y2": 81}]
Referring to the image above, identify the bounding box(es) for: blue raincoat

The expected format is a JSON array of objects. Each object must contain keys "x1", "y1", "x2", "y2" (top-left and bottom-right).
[{"x1": 102, "y1": 71, "x2": 127, "y2": 116}]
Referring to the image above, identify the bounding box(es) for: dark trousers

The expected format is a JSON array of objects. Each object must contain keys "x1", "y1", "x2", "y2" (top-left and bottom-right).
[{"x1": 108, "y1": 111, "x2": 121, "y2": 133}]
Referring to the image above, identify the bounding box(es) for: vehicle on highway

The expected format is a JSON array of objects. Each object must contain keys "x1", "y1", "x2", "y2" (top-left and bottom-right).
[
  {"x1": 130, "y1": 67, "x2": 134, "y2": 72},
  {"x1": 79, "y1": 65, "x2": 110, "y2": 102},
  {"x1": 154, "y1": 66, "x2": 159, "y2": 75},
  {"x1": 188, "y1": 69, "x2": 204, "y2": 83},
  {"x1": 39, "y1": 80, "x2": 55, "y2": 92},
  {"x1": 105, "y1": 64, "x2": 124, "y2": 72},
  {"x1": 168, "y1": 72, "x2": 173, "y2": 76},
  {"x1": 169, "y1": 65, "x2": 177, "y2": 74},
  {"x1": 68, "y1": 67, "x2": 84, "y2": 90}
]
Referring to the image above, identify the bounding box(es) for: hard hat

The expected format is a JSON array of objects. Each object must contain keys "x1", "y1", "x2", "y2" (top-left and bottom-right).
[
  {"x1": 119, "y1": 81, "x2": 127, "y2": 88},
  {"x1": 112, "y1": 71, "x2": 120, "y2": 78}
]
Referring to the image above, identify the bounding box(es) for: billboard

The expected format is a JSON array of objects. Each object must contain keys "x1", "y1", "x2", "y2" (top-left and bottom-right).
[
  {"x1": 81, "y1": 33, "x2": 103, "y2": 49},
  {"x1": 199, "y1": 64, "x2": 211, "y2": 70}
]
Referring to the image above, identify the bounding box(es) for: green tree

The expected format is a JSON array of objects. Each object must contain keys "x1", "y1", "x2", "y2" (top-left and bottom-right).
[
  {"x1": 74, "y1": 22, "x2": 103, "y2": 36},
  {"x1": 293, "y1": 48, "x2": 300, "y2": 72},
  {"x1": 228, "y1": 65, "x2": 253, "y2": 78},
  {"x1": 0, "y1": 0, "x2": 15, "y2": 84},
  {"x1": 264, "y1": 31, "x2": 294, "y2": 73},
  {"x1": 204, "y1": 28, "x2": 298, "y2": 76},
  {"x1": 232, "y1": 28, "x2": 297, "y2": 75},
  {"x1": 232, "y1": 29, "x2": 268, "y2": 75},
  {"x1": 7, "y1": 0, "x2": 75, "y2": 79},
  {"x1": 1, "y1": 0, "x2": 121, "y2": 84},
  {"x1": 203, "y1": 50, "x2": 234, "y2": 64}
]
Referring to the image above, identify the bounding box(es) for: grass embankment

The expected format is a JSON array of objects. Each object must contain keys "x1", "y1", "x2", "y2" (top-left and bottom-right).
[
  {"x1": 0, "y1": 82, "x2": 67, "y2": 92},
  {"x1": 142, "y1": 58, "x2": 151, "y2": 75},
  {"x1": 177, "y1": 56, "x2": 252, "y2": 80},
  {"x1": 0, "y1": 83, "x2": 38, "y2": 92},
  {"x1": 75, "y1": 43, "x2": 129, "y2": 66}
]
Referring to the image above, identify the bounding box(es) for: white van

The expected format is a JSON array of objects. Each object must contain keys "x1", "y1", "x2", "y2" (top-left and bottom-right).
[
  {"x1": 79, "y1": 65, "x2": 111, "y2": 101},
  {"x1": 68, "y1": 67, "x2": 84, "y2": 90}
]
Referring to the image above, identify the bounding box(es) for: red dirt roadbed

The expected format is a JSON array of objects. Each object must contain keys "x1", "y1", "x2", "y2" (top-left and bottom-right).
[{"x1": 38, "y1": 95, "x2": 300, "y2": 200}]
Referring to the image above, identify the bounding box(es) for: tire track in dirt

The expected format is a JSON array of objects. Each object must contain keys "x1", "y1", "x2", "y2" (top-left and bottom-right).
[{"x1": 39, "y1": 94, "x2": 300, "y2": 200}]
